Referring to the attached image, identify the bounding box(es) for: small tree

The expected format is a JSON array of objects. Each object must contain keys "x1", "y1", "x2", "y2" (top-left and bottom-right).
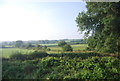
[
  {"x1": 58, "y1": 41, "x2": 67, "y2": 47},
  {"x1": 15, "y1": 40, "x2": 24, "y2": 48},
  {"x1": 62, "y1": 44, "x2": 73, "y2": 52}
]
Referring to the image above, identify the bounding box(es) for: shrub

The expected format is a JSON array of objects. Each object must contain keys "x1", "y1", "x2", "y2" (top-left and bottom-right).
[
  {"x1": 39, "y1": 57, "x2": 61, "y2": 67},
  {"x1": 10, "y1": 52, "x2": 27, "y2": 60},
  {"x1": 58, "y1": 41, "x2": 67, "y2": 47},
  {"x1": 62, "y1": 44, "x2": 73, "y2": 52},
  {"x1": 29, "y1": 51, "x2": 48, "y2": 59},
  {"x1": 23, "y1": 64, "x2": 36, "y2": 74},
  {"x1": 47, "y1": 48, "x2": 51, "y2": 51}
]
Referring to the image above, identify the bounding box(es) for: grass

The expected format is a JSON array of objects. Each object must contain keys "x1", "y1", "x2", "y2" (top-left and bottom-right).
[
  {"x1": 0, "y1": 48, "x2": 34, "y2": 58},
  {"x1": 48, "y1": 44, "x2": 88, "y2": 51},
  {"x1": 71, "y1": 44, "x2": 88, "y2": 51}
]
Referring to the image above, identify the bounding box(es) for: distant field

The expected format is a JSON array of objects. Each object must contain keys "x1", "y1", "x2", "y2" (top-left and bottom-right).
[
  {"x1": 48, "y1": 44, "x2": 88, "y2": 51},
  {"x1": 71, "y1": 44, "x2": 88, "y2": 51},
  {"x1": 41, "y1": 43, "x2": 58, "y2": 46},
  {"x1": 1, "y1": 44, "x2": 88, "y2": 58}
]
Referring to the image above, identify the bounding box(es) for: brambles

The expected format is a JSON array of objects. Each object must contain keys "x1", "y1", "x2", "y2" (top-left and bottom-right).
[
  {"x1": 10, "y1": 52, "x2": 26, "y2": 60},
  {"x1": 29, "y1": 51, "x2": 48, "y2": 59},
  {"x1": 2, "y1": 52, "x2": 120, "y2": 79}
]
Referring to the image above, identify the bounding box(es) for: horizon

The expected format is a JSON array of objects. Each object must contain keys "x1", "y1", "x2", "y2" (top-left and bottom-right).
[
  {"x1": 0, "y1": 38, "x2": 85, "y2": 42},
  {"x1": 0, "y1": 1, "x2": 87, "y2": 41}
]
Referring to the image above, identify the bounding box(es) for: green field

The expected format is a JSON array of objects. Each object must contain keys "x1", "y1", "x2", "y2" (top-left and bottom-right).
[
  {"x1": 0, "y1": 48, "x2": 34, "y2": 58},
  {"x1": 1, "y1": 44, "x2": 88, "y2": 58},
  {"x1": 48, "y1": 44, "x2": 87, "y2": 51}
]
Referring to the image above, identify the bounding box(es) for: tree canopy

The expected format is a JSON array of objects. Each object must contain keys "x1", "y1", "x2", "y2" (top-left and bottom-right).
[
  {"x1": 62, "y1": 44, "x2": 73, "y2": 52},
  {"x1": 76, "y1": 2, "x2": 120, "y2": 54},
  {"x1": 15, "y1": 40, "x2": 24, "y2": 48},
  {"x1": 58, "y1": 41, "x2": 67, "y2": 47}
]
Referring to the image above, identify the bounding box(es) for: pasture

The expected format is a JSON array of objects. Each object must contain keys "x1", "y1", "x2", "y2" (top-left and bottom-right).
[
  {"x1": 0, "y1": 48, "x2": 34, "y2": 58},
  {"x1": 42, "y1": 43, "x2": 87, "y2": 51}
]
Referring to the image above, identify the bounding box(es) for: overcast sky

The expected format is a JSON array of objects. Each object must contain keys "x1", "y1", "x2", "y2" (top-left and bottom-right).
[{"x1": 0, "y1": 1, "x2": 86, "y2": 41}]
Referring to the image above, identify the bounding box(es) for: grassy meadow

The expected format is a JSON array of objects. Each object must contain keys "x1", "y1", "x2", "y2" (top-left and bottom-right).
[
  {"x1": 42, "y1": 43, "x2": 87, "y2": 51},
  {"x1": 1, "y1": 48, "x2": 34, "y2": 58}
]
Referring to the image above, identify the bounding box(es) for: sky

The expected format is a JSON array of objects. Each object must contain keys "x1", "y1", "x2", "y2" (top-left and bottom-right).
[{"x1": 0, "y1": 0, "x2": 87, "y2": 41}]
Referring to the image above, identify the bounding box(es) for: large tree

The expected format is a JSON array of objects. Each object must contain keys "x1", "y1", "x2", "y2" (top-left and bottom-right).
[{"x1": 76, "y1": 2, "x2": 120, "y2": 54}]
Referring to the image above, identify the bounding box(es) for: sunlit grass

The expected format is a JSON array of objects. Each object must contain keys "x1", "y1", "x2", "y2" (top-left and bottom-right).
[
  {"x1": 0, "y1": 48, "x2": 34, "y2": 58},
  {"x1": 48, "y1": 44, "x2": 88, "y2": 51},
  {"x1": 71, "y1": 44, "x2": 88, "y2": 51}
]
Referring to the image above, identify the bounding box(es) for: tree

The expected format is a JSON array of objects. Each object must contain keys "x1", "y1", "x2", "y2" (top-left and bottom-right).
[
  {"x1": 15, "y1": 40, "x2": 24, "y2": 48},
  {"x1": 58, "y1": 41, "x2": 73, "y2": 51},
  {"x1": 62, "y1": 44, "x2": 73, "y2": 52},
  {"x1": 58, "y1": 41, "x2": 67, "y2": 47},
  {"x1": 76, "y1": 2, "x2": 120, "y2": 54},
  {"x1": 26, "y1": 43, "x2": 34, "y2": 49}
]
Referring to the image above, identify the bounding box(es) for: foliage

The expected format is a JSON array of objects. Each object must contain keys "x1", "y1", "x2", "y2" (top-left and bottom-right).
[
  {"x1": 62, "y1": 44, "x2": 73, "y2": 52},
  {"x1": 1, "y1": 44, "x2": 88, "y2": 58},
  {"x1": 29, "y1": 51, "x2": 48, "y2": 59},
  {"x1": 76, "y1": 2, "x2": 120, "y2": 54},
  {"x1": 58, "y1": 41, "x2": 73, "y2": 52},
  {"x1": 25, "y1": 43, "x2": 34, "y2": 49},
  {"x1": 15, "y1": 40, "x2": 24, "y2": 48},
  {"x1": 9, "y1": 51, "x2": 48, "y2": 60},
  {"x1": 58, "y1": 41, "x2": 67, "y2": 47},
  {"x1": 2, "y1": 51, "x2": 120, "y2": 80},
  {"x1": 10, "y1": 52, "x2": 27, "y2": 60}
]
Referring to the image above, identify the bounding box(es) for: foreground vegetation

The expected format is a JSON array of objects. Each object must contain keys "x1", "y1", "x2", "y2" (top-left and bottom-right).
[{"x1": 2, "y1": 51, "x2": 120, "y2": 80}]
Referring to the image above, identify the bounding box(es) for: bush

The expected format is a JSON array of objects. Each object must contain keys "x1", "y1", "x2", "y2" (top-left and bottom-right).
[
  {"x1": 29, "y1": 51, "x2": 48, "y2": 59},
  {"x1": 40, "y1": 57, "x2": 61, "y2": 67},
  {"x1": 2, "y1": 61, "x2": 24, "y2": 79},
  {"x1": 58, "y1": 41, "x2": 67, "y2": 47},
  {"x1": 10, "y1": 52, "x2": 27, "y2": 60},
  {"x1": 23, "y1": 64, "x2": 36, "y2": 74},
  {"x1": 62, "y1": 44, "x2": 73, "y2": 51},
  {"x1": 47, "y1": 48, "x2": 51, "y2": 51}
]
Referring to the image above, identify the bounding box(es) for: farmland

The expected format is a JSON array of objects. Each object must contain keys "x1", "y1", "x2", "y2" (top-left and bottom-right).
[
  {"x1": 1, "y1": 2, "x2": 120, "y2": 80},
  {"x1": 1, "y1": 44, "x2": 88, "y2": 58},
  {"x1": 1, "y1": 43, "x2": 120, "y2": 80},
  {"x1": 0, "y1": 48, "x2": 34, "y2": 58}
]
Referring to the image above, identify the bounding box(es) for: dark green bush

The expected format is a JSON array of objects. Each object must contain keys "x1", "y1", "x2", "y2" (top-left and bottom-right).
[
  {"x1": 23, "y1": 64, "x2": 36, "y2": 74},
  {"x1": 39, "y1": 57, "x2": 61, "y2": 67},
  {"x1": 29, "y1": 51, "x2": 48, "y2": 59},
  {"x1": 62, "y1": 44, "x2": 73, "y2": 52},
  {"x1": 10, "y1": 52, "x2": 27, "y2": 60},
  {"x1": 2, "y1": 61, "x2": 24, "y2": 79}
]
